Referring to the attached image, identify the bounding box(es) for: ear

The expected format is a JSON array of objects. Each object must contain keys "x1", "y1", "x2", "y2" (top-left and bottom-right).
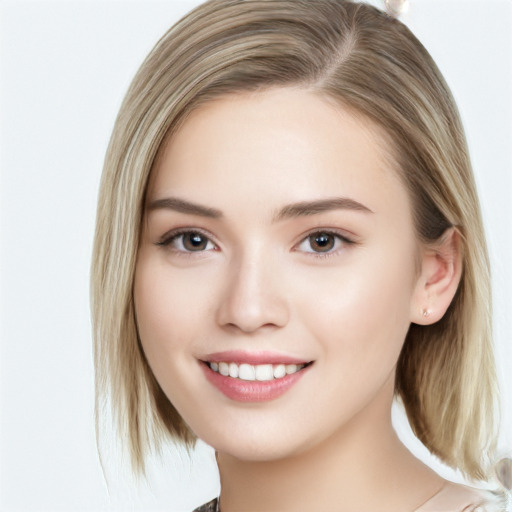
[{"x1": 410, "y1": 228, "x2": 463, "y2": 325}]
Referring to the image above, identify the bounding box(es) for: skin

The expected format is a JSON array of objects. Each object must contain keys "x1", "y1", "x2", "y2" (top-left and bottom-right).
[{"x1": 134, "y1": 87, "x2": 462, "y2": 512}]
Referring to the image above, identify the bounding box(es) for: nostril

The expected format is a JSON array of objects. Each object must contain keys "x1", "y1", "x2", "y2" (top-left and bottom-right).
[
  {"x1": 215, "y1": 264, "x2": 290, "y2": 332},
  {"x1": 222, "y1": 321, "x2": 283, "y2": 335}
]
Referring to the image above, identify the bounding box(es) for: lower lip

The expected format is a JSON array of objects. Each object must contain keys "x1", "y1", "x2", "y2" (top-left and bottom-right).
[{"x1": 201, "y1": 362, "x2": 311, "y2": 402}]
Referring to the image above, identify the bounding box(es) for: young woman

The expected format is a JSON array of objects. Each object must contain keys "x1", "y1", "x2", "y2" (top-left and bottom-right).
[{"x1": 91, "y1": 1, "x2": 506, "y2": 510}]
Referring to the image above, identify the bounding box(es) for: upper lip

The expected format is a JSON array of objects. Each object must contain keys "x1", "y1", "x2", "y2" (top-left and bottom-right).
[{"x1": 201, "y1": 350, "x2": 312, "y2": 365}]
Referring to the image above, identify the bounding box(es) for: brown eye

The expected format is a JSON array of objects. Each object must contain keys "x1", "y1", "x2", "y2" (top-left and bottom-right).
[
  {"x1": 308, "y1": 232, "x2": 335, "y2": 252},
  {"x1": 161, "y1": 231, "x2": 216, "y2": 252},
  {"x1": 296, "y1": 230, "x2": 351, "y2": 255},
  {"x1": 182, "y1": 232, "x2": 210, "y2": 251}
]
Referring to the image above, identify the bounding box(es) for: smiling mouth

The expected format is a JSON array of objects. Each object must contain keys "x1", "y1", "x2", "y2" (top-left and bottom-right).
[
  {"x1": 201, "y1": 358, "x2": 314, "y2": 402},
  {"x1": 205, "y1": 361, "x2": 313, "y2": 381}
]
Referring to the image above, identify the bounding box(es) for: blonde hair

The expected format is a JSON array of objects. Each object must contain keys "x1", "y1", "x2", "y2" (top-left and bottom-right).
[{"x1": 91, "y1": 0, "x2": 498, "y2": 479}]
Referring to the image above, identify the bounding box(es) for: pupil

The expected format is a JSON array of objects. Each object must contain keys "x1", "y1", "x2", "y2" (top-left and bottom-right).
[
  {"x1": 184, "y1": 233, "x2": 207, "y2": 251},
  {"x1": 310, "y1": 233, "x2": 334, "y2": 252}
]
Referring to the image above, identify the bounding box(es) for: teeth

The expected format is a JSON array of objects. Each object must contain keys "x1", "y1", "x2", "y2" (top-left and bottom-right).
[
  {"x1": 255, "y1": 364, "x2": 273, "y2": 381},
  {"x1": 273, "y1": 364, "x2": 286, "y2": 379},
  {"x1": 219, "y1": 362, "x2": 229, "y2": 376},
  {"x1": 239, "y1": 363, "x2": 255, "y2": 381},
  {"x1": 208, "y1": 361, "x2": 307, "y2": 380},
  {"x1": 229, "y1": 362, "x2": 239, "y2": 378},
  {"x1": 285, "y1": 364, "x2": 298, "y2": 375}
]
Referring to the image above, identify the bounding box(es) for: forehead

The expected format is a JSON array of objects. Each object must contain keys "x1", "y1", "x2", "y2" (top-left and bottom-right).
[{"x1": 148, "y1": 87, "x2": 407, "y2": 217}]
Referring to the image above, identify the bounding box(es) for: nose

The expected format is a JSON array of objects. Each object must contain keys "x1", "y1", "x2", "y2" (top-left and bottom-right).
[{"x1": 215, "y1": 250, "x2": 290, "y2": 334}]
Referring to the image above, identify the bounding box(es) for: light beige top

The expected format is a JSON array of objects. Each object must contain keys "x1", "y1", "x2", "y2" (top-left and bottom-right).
[
  {"x1": 193, "y1": 482, "x2": 504, "y2": 512},
  {"x1": 414, "y1": 482, "x2": 499, "y2": 512}
]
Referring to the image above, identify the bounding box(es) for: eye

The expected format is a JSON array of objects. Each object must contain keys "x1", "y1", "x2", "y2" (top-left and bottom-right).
[
  {"x1": 159, "y1": 230, "x2": 216, "y2": 252},
  {"x1": 297, "y1": 231, "x2": 349, "y2": 254}
]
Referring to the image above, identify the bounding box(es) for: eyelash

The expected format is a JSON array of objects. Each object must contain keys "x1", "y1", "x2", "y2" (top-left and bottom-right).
[
  {"x1": 156, "y1": 228, "x2": 355, "y2": 258},
  {"x1": 156, "y1": 228, "x2": 218, "y2": 256},
  {"x1": 295, "y1": 230, "x2": 355, "y2": 259}
]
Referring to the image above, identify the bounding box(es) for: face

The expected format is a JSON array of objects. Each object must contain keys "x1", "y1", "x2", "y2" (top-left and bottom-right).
[{"x1": 134, "y1": 87, "x2": 422, "y2": 461}]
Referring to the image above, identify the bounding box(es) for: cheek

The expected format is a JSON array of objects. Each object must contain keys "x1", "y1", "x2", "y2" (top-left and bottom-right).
[
  {"x1": 133, "y1": 254, "x2": 213, "y2": 373},
  {"x1": 294, "y1": 245, "x2": 417, "y2": 374},
  {"x1": 133, "y1": 254, "x2": 221, "y2": 421}
]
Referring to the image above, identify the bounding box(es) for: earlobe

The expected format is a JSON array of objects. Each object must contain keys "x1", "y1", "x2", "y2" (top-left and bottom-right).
[{"x1": 411, "y1": 228, "x2": 463, "y2": 325}]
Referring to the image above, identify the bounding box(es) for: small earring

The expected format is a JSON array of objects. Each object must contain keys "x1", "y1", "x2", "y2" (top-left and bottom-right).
[{"x1": 421, "y1": 308, "x2": 431, "y2": 318}]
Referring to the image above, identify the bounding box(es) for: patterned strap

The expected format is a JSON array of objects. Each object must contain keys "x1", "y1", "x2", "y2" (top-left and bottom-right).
[{"x1": 192, "y1": 497, "x2": 219, "y2": 512}]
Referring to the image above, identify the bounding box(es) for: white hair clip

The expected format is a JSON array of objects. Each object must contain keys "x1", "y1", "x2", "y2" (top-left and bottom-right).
[
  {"x1": 384, "y1": 0, "x2": 409, "y2": 17},
  {"x1": 495, "y1": 457, "x2": 512, "y2": 511}
]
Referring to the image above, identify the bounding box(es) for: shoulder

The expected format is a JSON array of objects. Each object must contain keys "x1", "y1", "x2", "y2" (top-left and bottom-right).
[{"x1": 415, "y1": 481, "x2": 503, "y2": 512}]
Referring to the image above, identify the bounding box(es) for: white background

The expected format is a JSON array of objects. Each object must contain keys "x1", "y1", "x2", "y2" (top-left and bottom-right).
[{"x1": 0, "y1": 1, "x2": 510, "y2": 510}]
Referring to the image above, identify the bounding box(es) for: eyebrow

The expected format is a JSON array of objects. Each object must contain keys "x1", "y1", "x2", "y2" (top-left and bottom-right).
[
  {"x1": 273, "y1": 197, "x2": 373, "y2": 221},
  {"x1": 147, "y1": 196, "x2": 373, "y2": 220},
  {"x1": 147, "y1": 197, "x2": 223, "y2": 218}
]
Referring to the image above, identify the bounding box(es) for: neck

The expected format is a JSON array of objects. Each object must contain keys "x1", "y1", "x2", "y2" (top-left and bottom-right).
[{"x1": 216, "y1": 377, "x2": 443, "y2": 512}]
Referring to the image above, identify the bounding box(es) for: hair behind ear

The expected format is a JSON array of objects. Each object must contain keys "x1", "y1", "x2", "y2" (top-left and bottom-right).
[{"x1": 396, "y1": 225, "x2": 498, "y2": 480}]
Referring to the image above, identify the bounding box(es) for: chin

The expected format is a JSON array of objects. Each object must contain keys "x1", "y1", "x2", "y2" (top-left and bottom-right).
[
  {"x1": 197, "y1": 424, "x2": 316, "y2": 462},
  {"x1": 215, "y1": 441, "x2": 299, "y2": 462}
]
